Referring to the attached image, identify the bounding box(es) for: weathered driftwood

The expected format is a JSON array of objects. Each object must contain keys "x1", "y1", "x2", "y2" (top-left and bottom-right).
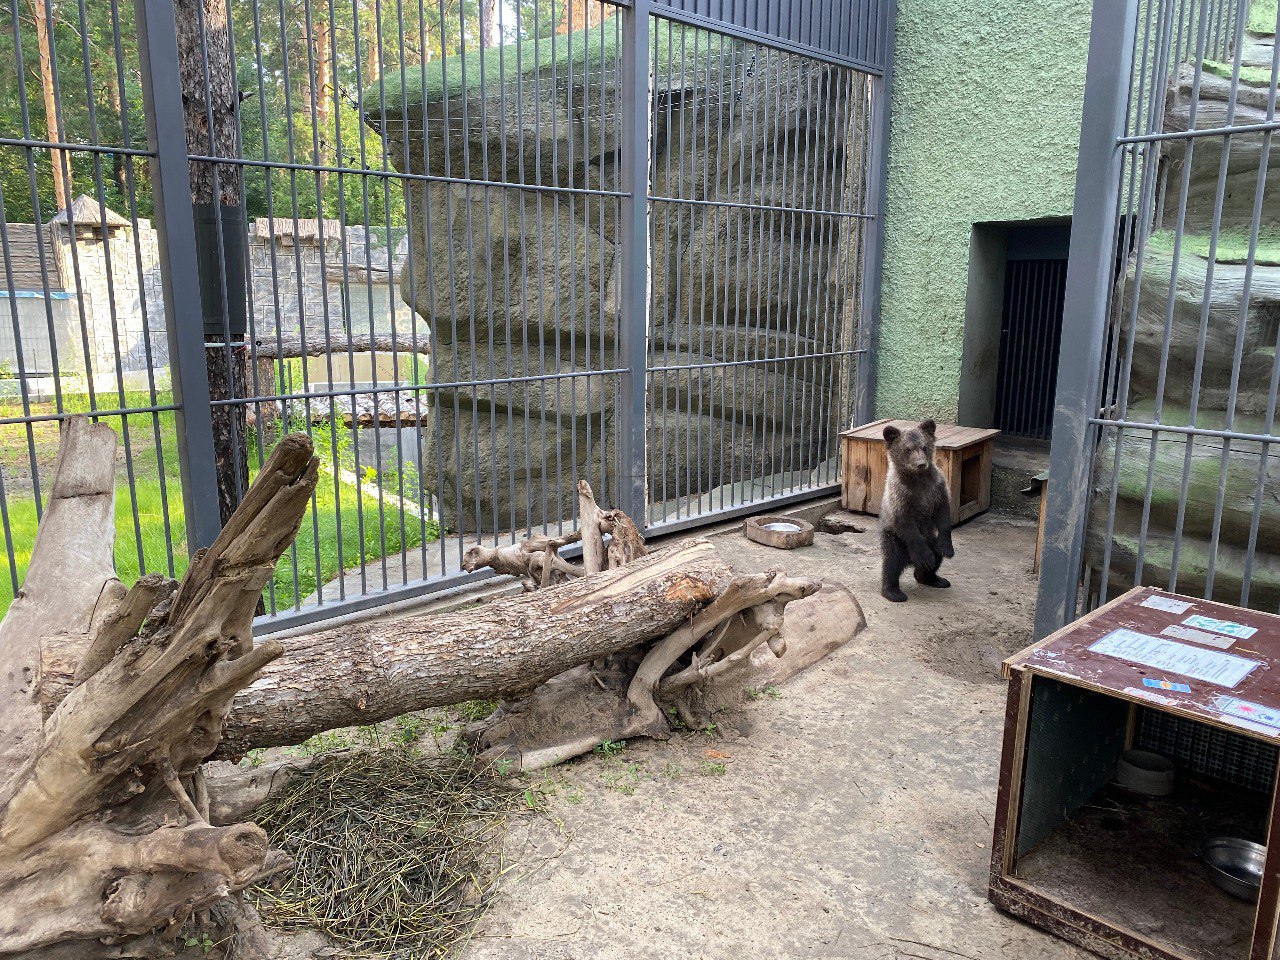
[
  {"x1": 445, "y1": 487, "x2": 858, "y2": 771},
  {"x1": 4, "y1": 418, "x2": 863, "y2": 955},
  {"x1": 218, "y1": 538, "x2": 733, "y2": 756},
  {"x1": 0, "y1": 418, "x2": 319, "y2": 959},
  {"x1": 461, "y1": 578, "x2": 865, "y2": 771},
  {"x1": 461, "y1": 530, "x2": 584, "y2": 590},
  {"x1": 458, "y1": 480, "x2": 646, "y2": 590},
  {"x1": 222, "y1": 482, "x2": 857, "y2": 772}
]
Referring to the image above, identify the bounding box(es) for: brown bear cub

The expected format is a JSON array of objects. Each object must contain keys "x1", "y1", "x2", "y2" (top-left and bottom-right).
[{"x1": 879, "y1": 419, "x2": 954, "y2": 603}]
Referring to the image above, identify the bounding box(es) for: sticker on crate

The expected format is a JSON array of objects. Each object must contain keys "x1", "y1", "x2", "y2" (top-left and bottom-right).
[
  {"x1": 1182, "y1": 615, "x2": 1258, "y2": 641},
  {"x1": 1140, "y1": 595, "x2": 1194, "y2": 615},
  {"x1": 1143, "y1": 677, "x2": 1192, "y2": 693},
  {"x1": 1214, "y1": 696, "x2": 1280, "y2": 731},
  {"x1": 1161, "y1": 624, "x2": 1236, "y2": 649},
  {"x1": 1089, "y1": 628, "x2": 1259, "y2": 688}
]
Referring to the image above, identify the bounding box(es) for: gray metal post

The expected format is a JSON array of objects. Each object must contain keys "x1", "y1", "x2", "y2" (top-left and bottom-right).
[
  {"x1": 133, "y1": 0, "x2": 225, "y2": 552},
  {"x1": 1033, "y1": 0, "x2": 1139, "y2": 639},
  {"x1": 618, "y1": 0, "x2": 652, "y2": 526},
  {"x1": 854, "y1": 0, "x2": 895, "y2": 427}
]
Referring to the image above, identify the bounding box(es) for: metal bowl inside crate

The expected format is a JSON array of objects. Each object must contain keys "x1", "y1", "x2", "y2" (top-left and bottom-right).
[{"x1": 1201, "y1": 837, "x2": 1266, "y2": 902}]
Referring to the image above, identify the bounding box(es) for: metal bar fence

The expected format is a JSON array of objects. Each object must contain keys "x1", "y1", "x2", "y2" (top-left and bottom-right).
[
  {"x1": 0, "y1": 0, "x2": 891, "y2": 633},
  {"x1": 1037, "y1": 0, "x2": 1280, "y2": 637},
  {"x1": 643, "y1": 14, "x2": 880, "y2": 532}
]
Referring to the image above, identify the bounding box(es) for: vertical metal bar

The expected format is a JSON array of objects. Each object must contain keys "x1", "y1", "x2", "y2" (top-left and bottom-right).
[
  {"x1": 675, "y1": 25, "x2": 690, "y2": 518},
  {"x1": 1033, "y1": 0, "x2": 1140, "y2": 639},
  {"x1": 133, "y1": 0, "x2": 223, "y2": 552},
  {"x1": 619, "y1": 0, "x2": 652, "y2": 525},
  {"x1": 852, "y1": 0, "x2": 893, "y2": 426}
]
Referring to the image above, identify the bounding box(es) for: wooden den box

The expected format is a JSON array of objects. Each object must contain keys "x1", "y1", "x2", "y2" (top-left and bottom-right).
[
  {"x1": 839, "y1": 419, "x2": 998, "y2": 524},
  {"x1": 990, "y1": 587, "x2": 1280, "y2": 960}
]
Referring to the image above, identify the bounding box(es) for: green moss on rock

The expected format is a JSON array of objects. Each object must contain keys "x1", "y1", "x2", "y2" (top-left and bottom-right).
[
  {"x1": 1147, "y1": 228, "x2": 1280, "y2": 266},
  {"x1": 1203, "y1": 59, "x2": 1278, "y2": 86},
  {"x1": 374, "y1": 19, "x2": 712, "y2": 116},
  {"x1": 1248, "y1": 0, "x2": 1277, "y2": 35}
]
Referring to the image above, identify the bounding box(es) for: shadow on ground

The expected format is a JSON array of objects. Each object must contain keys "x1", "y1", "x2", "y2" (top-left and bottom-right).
[{"x1": 454, "y1": 512, "x2": 1091, "y2": 960}]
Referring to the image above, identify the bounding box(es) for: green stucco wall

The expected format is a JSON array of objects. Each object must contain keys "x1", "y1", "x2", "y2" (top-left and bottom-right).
[{"x1": 875, "y1": 0, "x2": 1094, "y2": 421}]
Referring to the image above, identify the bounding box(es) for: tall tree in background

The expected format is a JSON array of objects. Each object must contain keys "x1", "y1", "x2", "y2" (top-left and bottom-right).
[
  {"x1": 174, "y1": 0, "x2": 251, "y2": 526},
  {"x1": 28, "y1": 0, "x2": 68, "y2": 211}
]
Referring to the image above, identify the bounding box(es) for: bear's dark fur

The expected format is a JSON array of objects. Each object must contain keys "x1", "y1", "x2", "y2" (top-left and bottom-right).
[{"x1": 878, "y1": 419, "x2": 954, "y2": 603}]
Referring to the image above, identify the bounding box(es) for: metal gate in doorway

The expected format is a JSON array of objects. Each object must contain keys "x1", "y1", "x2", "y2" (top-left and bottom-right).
[
  {"x1": 1036, "y1": 0, "x2": 1280, "y2": 636},
  {"x1": 0, "y1": 0, "x2": 893, "y2": 631}
]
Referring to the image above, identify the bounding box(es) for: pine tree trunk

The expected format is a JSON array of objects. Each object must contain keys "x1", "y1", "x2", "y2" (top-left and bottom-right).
[
  {"x1": 174, "y1": 0, "x2": 251, "y2": 524},
  {"x1": 29, "y1": 0, "x2": 69, "y2": 212}
]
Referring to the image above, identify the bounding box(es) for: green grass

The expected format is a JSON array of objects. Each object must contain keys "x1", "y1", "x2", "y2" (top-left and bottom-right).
[
  {"x1": 0, "y1": 396, "x2": 439, "y2": 619},
  {"x1": 376, "y1": 18, "x2": 714, "y2": 113},
  {"x1": 1146, "y1": 228, "x2": 1280, "y2": 265}
]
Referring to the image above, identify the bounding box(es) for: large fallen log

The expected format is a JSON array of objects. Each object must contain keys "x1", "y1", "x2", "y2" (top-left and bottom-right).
[
  {"x1": 3, "y1": 419, "x2": 862, "y2": 954},
  {"x1": 218, "y1": 538, "x2": 733, "y2": 756},
  {"x1": 0, "y1": 418, "x2": 319, "y2": 959}
]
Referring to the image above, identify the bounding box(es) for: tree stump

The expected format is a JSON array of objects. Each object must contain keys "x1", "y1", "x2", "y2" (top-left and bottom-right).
[{"x1": 0, "y1": 417, "x2": 319, "y2": 958}]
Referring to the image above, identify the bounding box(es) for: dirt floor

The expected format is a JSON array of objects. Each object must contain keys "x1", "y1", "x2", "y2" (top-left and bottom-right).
[{"x1": 457, "y1": 510, "x2": 1093, "y2": 960}]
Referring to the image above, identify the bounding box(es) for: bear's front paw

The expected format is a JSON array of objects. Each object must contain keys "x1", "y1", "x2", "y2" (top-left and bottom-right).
[
  {"x1": 941, "y1": 540, "x2": 955, "y2": 559},
  {"x1": 882, "y1": 587, "x2": 909, "y2": 603},
  {"x1": 910, "y1": 551, "x2": 935, "y2": 570}
]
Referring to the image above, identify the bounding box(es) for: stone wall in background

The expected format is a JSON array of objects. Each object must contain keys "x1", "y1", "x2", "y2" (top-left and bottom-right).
[
  {"x1": 247, "y1": 218, "x2": 415, "y2": 348},
  {"x1": 0, "y1": 208, "x2": 422, "y2": 401},
  {"x1": 0, "y1": 200, "x2": 168, "y2": 395}
]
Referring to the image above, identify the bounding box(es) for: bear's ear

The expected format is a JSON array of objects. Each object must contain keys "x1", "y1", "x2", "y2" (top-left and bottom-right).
[
  {"x1": 883, "y1": 425, "x2": 901, "y2": 444},
  {"x1": 920, "y1": 419, "x2": 936, "y2": 436}
]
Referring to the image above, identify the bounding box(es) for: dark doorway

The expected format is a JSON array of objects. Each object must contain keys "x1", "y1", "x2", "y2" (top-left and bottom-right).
[
  {"x1": 994, "y1": 223, "x2": 1070, "y2": 442},
  {"x1": 959, "y1": 218, "x2": 1071, "y2": 444}
]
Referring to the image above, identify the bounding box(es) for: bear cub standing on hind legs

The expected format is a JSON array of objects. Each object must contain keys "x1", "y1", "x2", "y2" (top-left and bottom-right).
[{"x1": 879, "y1": 419, "x2": 954, "y2": 603}]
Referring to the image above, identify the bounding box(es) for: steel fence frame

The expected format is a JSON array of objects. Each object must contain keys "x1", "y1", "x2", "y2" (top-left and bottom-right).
[
  {"x1": 1037, "y1": 0, "x2": 1275, "y2": 637},
  {"x1": 0, "y1": 0, "x2": 893, "y2": 634}
]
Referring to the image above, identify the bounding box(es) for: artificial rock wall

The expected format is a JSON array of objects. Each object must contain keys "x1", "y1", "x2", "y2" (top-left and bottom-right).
[
  {"x1": 1090, "y1": 34, "x2": 1280, "y2": 609},
  {"x1": 375, "y1": 34, "x2": 861, "y2": 532}
]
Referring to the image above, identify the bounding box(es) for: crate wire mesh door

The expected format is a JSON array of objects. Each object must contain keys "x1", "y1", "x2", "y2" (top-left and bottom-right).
[
  {"x1": 0, "y1": 0, "x2": 890, "y2": 632},
  {"x1": 1038, "y1": 0, "x2": 1280, "y2": 635}
]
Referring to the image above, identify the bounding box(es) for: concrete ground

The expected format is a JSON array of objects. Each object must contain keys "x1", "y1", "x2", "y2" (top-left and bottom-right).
[{"x1": 459, "y1": 511, "x2": 1092, "y2": 960}]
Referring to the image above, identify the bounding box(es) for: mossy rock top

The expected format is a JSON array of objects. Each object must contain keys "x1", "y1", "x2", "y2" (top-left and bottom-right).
[
  {"x1": 372, "y1": 19, "x2": 722, "y2": 118},
  {"x1": 1249, "y1": 0, "x2": 1277, "y2": 35},
  {"x1": 1146, "y1": 229, "x2": 1280, "y2": 266}
]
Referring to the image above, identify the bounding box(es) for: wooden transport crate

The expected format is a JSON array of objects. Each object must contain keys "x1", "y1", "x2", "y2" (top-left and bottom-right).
[
  {"x1": 991, "y1": 587, "x2": 1280, "y2": 960},
  {"x1": 839, "y1": 419, "x2": 999, "y2": 525}
]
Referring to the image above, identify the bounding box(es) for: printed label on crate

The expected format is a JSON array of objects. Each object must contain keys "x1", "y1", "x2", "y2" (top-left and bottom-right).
[
  {"x1": 1089, "y1": 628, "x2": 1259, "y2": 688},
  {"x1": 1214, "y1": 696, "x2": 1280, "y2": 730},
  {"x1": 1141, "y1": 595, "x2": 1194, "y2": 615},
  {"x1": 1181, "y1": 615, "x2": 1258, "y2": 640},
  {"x1": 1161, "y1": 624, "x2": 1236, "y2": 650},
  {"x1": 1142, "y1": 677, "x2": 1192, "y2": 693}
]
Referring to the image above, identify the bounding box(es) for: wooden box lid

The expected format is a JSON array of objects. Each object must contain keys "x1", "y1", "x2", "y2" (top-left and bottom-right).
[
  {"x1": 840, "y1": 418, "x2": 1000, "y2": 450},
  {"x1": 1008, "y1": 586, "x2": 1280, "y2": 744}
]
